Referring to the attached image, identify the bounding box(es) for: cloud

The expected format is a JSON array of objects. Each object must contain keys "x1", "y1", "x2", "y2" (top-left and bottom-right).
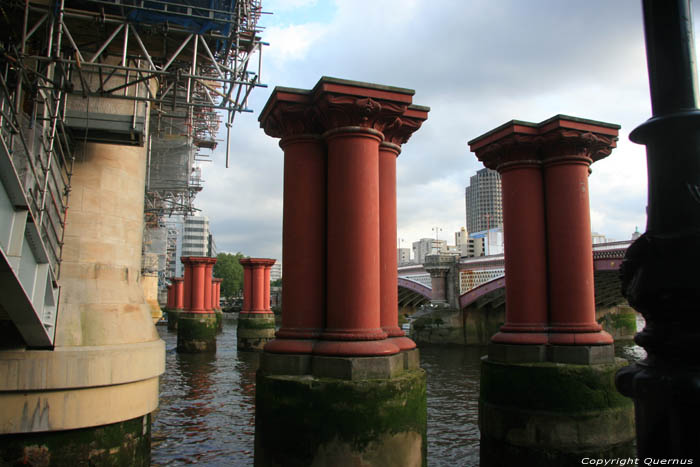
[{"x1": 195, "y1": 0, "x2": 700, "y2": 263}]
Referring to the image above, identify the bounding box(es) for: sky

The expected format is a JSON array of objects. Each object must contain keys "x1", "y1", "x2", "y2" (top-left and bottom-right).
[{"x1": 196, "y1": 0, "x2": 699, "y2": 262}]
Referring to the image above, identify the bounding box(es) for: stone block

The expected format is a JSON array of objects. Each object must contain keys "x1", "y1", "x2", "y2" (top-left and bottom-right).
[
  {"x1": 547, "y1": 344, "x2": 615, "y2": 364},
  {"x1": 312, "y1": 353, "x2": 405, "y2": 380},
  {"x1": 487, "y1": 343, "x2": 547, "y2": 363},
  {"x1": 402, "y1": 348, "x2": 420, "y2": 370},
  {"x1": 260, "y1": 352, "x2": 312, "y2": 376}
]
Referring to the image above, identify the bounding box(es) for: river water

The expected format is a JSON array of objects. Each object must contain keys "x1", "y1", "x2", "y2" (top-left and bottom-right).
[{"x1": 151, "y1": 319, "x2": 644, "y2": 466}]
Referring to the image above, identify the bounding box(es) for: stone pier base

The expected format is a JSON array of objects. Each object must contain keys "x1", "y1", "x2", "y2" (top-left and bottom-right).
[
  {"x1": 479, "y1": 357, "x2": 635, "y2": 466},
  {"x1": 237, "y1": 312, "x2": 275, "y2": 351},
  {"x1": 255, "y1": 354, "x2": 427, "y2": 467},
  {"x1": 177, "y1": 312, "x2": 217, "y2": 353},
  {"x1": 166, "y1": 309, "x2": 180, "y2": 331},
  {"x1": 0, "y1": 414, "x2": 152, "y2": 467}
]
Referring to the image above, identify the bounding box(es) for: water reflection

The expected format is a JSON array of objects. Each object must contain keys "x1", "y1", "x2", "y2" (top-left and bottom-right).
[{"x1": 152, "y1": 318, "x2": 646, "y2": 466}]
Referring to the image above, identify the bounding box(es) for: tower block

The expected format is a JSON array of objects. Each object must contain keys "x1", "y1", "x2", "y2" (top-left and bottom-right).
[
  {"x1": 255, "y1": 77, "x2": 429, "y2": 466},
  {"x1": 469, "y1": 115, "x2": 635, "y2": 466}
]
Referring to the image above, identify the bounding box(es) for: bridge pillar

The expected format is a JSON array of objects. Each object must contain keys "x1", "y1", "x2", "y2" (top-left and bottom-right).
[
  {"x1": 212, "y1": 277, "x2": 223, "y2": 331},
  {"x1": 255, "y1": 78, "x2": 428, "y2": 467},
  {"x1": 469, "y1": 117, "x2": 633, "y2": 466},
  {"x1": 177, "y1": 256, "x2": 217, "y2": 353},
  {"x1": 0, "y1": 137, "x2": 164, "y2": 464},
  {"x1": 424, "y1": 255, "x2": 454, "y2": 305},
  {"x1": 238, "y1": 258, "x2": 276, "y2": 351},
  {"x1": 167, "y1": 277, "x2": 184, "y2": 331}
]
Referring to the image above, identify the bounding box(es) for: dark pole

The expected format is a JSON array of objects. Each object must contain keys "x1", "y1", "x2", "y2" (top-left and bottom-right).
[{"x1": 616, "y1": 0, "x2": 700, "y2": 461}]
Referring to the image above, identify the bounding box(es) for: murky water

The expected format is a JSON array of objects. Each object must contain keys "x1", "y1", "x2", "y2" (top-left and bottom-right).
[{"x1": 151, "y1": 319, "x2": 644, "y2": 466}]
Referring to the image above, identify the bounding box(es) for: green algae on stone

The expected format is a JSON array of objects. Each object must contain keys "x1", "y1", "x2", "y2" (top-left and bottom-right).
[{"x1": 255, "y1": 369, "x2": 427, "y2": 467}]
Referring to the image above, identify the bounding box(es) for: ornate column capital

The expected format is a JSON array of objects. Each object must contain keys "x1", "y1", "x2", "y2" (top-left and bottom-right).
[
  {"x1": 259, "y1": 87, "x2": 322, "y2": 139},
  {"x1": 537, "y1": 115, "x2": 619, "y2": 165},
  {"x1": 468, "y1": 121, "x2": 542, "y2": 171},
  {"x1": 312, "y1": 76, "x2": 414, "y2": 134},
  {"x1": 379, "y1": 104, "x2": 430, "y2": 148}
]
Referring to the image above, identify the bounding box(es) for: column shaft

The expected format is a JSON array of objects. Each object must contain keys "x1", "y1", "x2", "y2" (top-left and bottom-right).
[
  {"x1": 203, "y1": 263, "x2": 213, "y2": 312},
  {"x1": 174, "y1": 278, "x2": 184, "y2": 310},
  {"x1": 190, "y1": 263, "x2": 206, "y2": 312},
  {"x1": 494, "y1": 163, "x2": 548, "y2": 344},
  {"x1": 243, "y1": 266, "x2": 252, "y2": 312},
  {"x1": 263, "y1": 265, "x2": 271, "y2": 311},
  {"x1": 182, "y1": 260, "x2": 192, "y2": 311},
  {"x1": 544, "y1": 158, "x2": 611, "y2": 344},
  {"x1": 379, "y1": 143, "x2": 402, "y2": 336},
  {"x1": 252, "y1": 265, "x2": 265, "y2": 312}
]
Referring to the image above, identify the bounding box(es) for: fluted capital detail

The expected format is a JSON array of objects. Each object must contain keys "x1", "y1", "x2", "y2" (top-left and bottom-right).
[
  {"x1": 259, "y1": 88, "x2": 322, "y2": 139},
  {"x1": 539, "y1": 129, "x2": 618, "y2": 164},
  {"x1": 316, "y1": 94, "x2": 407, "y2": 133}
]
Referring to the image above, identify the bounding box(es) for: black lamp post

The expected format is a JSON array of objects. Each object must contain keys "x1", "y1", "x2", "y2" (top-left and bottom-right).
[{"x1": 616, "y1": 0, "x2": 700, "y2": 460}]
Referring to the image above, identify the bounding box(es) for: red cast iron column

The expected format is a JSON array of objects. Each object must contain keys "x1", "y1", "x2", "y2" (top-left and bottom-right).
[
  {"x1": 469, "y1": 122, "x2": 549, "y2": 345},
  {"x1": 539, "y1": 116, "x2": 619, "y2": 345},
  {"x1": 173, "y1": 277, "x2": 184, "y2": 310},
  {"x1": 259, "y1": 88, "x2": 326, "y2": 354},
  {"x1": 181, "y1": 257, "x2": 193, "y2": 311},
  {"x1": 213, "y1": 278, "x2": 222, "y2": 310},
  {"x1": 241, "y1": 259, "x2": 252, "y2": 312},
  {"x1": 251, "y1": 263, "x2": 265, "y2": 312},
  {"x1": 203, "y1": 258, "x2": 216, "y2": 312},
  {"x1": 263, "y1": 264, "x2": 272, "y2": 311},
  {"x1": 313, "y1": 77, "x2": 413, "y2": 357},
  {"x1": 189, "y1": 257, "x2": 207, "y2": 313},
  {"x1": 378, "y1": 105, "x2": 429, "y2": 350}
]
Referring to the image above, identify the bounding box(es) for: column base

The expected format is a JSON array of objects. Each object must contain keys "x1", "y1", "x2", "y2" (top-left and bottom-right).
[
  {"x1": 264, "y1": 338, "x2": 316, "y2": 355},
  {"x1": 0, "y1": 414, "x2": 152, "y2": 467},
  {"x1": 177, "y1": 312, "x2": 217, "y2": 353},
  {"x1": 479, "y1": 357, "x2": 635, "y2": 467},
  {"x1": 313, "y1": 339, "x2": 400, "y2": 357},
  {"x1": 255, "y1": 365, "x2": 427, "y2": 467},
  {"x1": 388, "y1": 336, "x2": 417, "y2": 351},
  {"x1": 548, "y1": 330, "x2": 614, "y2": 345},
  {"x1": 166, "y1": 309, "x2": 181, "y2": 331},
  {"x1": 237, "y1": 312, "x2": 276, "y2": 352}
]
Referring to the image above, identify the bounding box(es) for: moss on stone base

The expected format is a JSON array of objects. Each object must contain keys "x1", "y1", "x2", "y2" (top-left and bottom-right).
[
  {"x1": 479, "y1": 357, "x2": 635, "y2": 466},
  {"x1": 177, "y1": 312, "x2": 217, "y2": 353},
  {"x1": 255, "y1": 369, "x2": 427, "y2": 467},
  {"x1": 237, "y1": 313, "x2": 275, "y2": 351},
  {"x1": 0, "y1": 414, "x2": 151, "y2": 467},
  {"x1": 215, "y1": 309, "x2": 224, "y2": 333},
  {"x1": 166, "y1": 309, "x2": 180, "y2": 331}
]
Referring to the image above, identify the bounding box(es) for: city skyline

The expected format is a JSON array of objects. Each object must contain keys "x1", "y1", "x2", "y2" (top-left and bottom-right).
[{"x1": 195, "y1": 0, "x2": 694, "y2": 260}]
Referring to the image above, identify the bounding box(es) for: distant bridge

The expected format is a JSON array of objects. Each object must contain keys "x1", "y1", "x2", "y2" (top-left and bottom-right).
[{"x1": 397, "y1": 241, "x2": 631, "y2": 311}]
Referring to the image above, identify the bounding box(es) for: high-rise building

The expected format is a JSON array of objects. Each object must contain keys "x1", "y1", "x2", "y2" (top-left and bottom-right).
[
  {"x1": 465, "y1": 168, "x2": 503, "y2": 233},
  {"x1": 270, "y1": 262, "x2": 282, "y2": 282},
  {"x1": 182, "y1": 214, "x2": 212, "y2": 258}
]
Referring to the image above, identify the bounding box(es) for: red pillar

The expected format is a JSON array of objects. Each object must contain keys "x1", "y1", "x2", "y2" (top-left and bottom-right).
[
  {"x1": 173, "y1": 277, "x2": 184, "y2": 310},
  {"x1": 540, "y1": 118, "x2": 618, "y2": 345},
  {"x1": 469, "y1": 124, "x2": 549, "y2": 345},
  {"x1": 189, "y1": 258, "x2": 207, "y2": 313},
  {"x1": 242, "y1": 264, "x2": 252, "y2": 312},
  {"x1": 181, "y1": 257, "x2": 193, "y2": 311},
  {"x1": 377, "y1": 105, "x2": 428, "y2": 351},
  {"x1": 258, "y1": 89, "x2": 327, "y2": 354},
  {"x1": 212, "y1": 278, "x2": 222, "y2": 310},
  {"x1": 312, "y1": 78, "x2": 414, "y2": 357},
  {"x1": 240, "y1": 258, "x2": 276, "y2": 314},
  {"x1": 203, "y1": 258, "x2": 216, "y2": 312}
]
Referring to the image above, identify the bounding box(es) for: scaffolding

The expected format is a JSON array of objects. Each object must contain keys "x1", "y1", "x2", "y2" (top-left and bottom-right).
[{"x1": 0, "y1": 0, "x2": 266, "y2": 345}]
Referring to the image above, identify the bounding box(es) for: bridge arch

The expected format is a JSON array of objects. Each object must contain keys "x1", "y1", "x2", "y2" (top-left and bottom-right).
[{"x1": 397, "y1": 277, "x2": 431, "y2": 307}]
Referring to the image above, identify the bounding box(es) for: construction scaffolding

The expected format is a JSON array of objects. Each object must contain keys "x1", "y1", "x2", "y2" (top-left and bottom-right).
[{"x1": 0, "y1": 0, "x2": 266, "y2": 345}]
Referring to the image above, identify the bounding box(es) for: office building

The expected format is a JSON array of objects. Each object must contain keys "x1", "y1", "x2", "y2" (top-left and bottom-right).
[{"x1": 465, "y1": 168, "x2": 503, "y2": 233}]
